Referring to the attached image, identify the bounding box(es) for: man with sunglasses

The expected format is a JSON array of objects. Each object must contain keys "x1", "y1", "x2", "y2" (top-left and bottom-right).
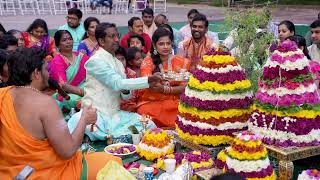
[
  {"x1": 67, "y1": 23, "x2": 161, "y2": 142},
  {"x1": 58, "y1": 8, "x2": 85, "y2": 50}
]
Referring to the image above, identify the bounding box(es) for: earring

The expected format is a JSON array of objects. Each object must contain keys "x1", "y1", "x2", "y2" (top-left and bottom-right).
[{"x1": 153, "y1": 49, "x2": 158, "y2": 55}]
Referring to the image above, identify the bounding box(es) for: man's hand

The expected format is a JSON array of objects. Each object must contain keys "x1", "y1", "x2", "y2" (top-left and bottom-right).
[
  {"x1": 148, "y1": 74, "x2": 162, "y2": 86},
  {"x1": 81, "y1": 105, "x2": 97, "y2": 125}
]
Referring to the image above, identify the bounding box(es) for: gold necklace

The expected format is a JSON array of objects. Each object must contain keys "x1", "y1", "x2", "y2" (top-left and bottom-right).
[
  {"x1": 17, "y1": 86, "x2": 41, "y2": 93},
  {"x1": 60, "y1": 53, "x2": 75, "y2": 64}
]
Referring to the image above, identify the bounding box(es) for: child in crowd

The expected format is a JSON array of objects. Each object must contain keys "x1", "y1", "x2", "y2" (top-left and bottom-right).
[
  {"x1": 115, "y1": 46, "x2": 127, "y2": 68},
  {"x1": 120, "y1": 47, "x2": 144, "y2": 112},
  {"x1": 126, "y1": 47, "x2": 143, "y2": 78},
  {"x1": 127, "y1": 35, "x2": 149, "y2": 57}
]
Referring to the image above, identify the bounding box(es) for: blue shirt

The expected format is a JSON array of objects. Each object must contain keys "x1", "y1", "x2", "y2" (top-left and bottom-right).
[{"x1": 58, "y1": 23, "x2": 85, "y2": 50}]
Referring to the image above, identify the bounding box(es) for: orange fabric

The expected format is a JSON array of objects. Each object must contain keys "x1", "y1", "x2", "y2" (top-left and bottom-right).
[
  {"x1": 85, "y1": 152, "x2": 122, "y2": 180},
  {"x1": 138, "y1": 55, "x2": 190, "y2": 127},
  {"x1": 0, "y1": 86, "x2": 82, "y2": 180},
  {"x1": 182, "y1": 37, "x2": 214, "y2": 70}
]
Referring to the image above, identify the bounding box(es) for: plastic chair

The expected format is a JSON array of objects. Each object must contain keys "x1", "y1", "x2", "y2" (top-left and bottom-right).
[
  {"x1": 19, "y1": 0, "x2": 38, "y2": 15},
  {"x1": 0, "y1": 0, "x2": 17, "y2": 15},
  {"x1": 114, "y1": 0, "x2": 129, "y2": 14},
  {"x1": 52, "y1": 0, "x2": 68, "y2": 15},
  {"x1": 153, "y1": 0, "x2": 166, "y2": 13},
  {"x1": 132, "y1": 0, "x2": 146, "y2": 14},
  {"x1": 37, "y1": 0, "x2": 53, "y2": 15}
]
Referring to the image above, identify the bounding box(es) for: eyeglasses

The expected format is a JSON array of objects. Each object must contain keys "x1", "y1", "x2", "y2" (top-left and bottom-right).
[{"x1": 106, "y1": 33, "x2": 121, "y2": 39}]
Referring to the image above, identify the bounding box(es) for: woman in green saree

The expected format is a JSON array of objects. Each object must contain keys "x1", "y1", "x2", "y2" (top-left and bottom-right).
[{"x1": 50, "y1": 30, "x2": 89, "y2": 115}]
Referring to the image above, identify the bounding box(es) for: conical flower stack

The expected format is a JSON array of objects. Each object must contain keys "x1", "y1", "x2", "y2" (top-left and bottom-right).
[
  {"x1": 225, "y1": 132, "x2": 276, "y2": 180},
  {"x1": 249, "y1": 40, "x2": 320, "y2": 147},
  {"x1": 176, "y1": 46, "x2": 253, "y2": 146}
]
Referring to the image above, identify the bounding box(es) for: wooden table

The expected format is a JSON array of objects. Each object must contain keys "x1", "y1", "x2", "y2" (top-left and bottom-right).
[{"x1": 265, "y1": 145, "x2": 320, "y2": 180}]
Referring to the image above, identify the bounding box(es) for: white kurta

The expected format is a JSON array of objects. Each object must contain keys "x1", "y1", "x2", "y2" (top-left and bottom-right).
[{"x1": 68, "y1": 48, "x2": 155, "y2": 140}]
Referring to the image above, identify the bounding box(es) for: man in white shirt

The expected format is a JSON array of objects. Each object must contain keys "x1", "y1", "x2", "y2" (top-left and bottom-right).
[{"x1": 308, "y1": 20, "x2": 320, "y2": 61}]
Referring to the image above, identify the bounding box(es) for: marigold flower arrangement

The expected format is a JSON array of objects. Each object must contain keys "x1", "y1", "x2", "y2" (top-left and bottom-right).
[
  {"x1": 176, "y1": 46, "x2": 253, "y2": 146},
  {"x1": 137, "y1": 128, "x2": 174, "y2": 161},
  {"x1": 224, "y1": 132, "x2": 276, "y2": 180},
  {"x1": 249, "y1": 40, "x2": 320, "y2": 147},
  {"x1": 185, "y1": 151, "x2": 214, "y2": 172}
]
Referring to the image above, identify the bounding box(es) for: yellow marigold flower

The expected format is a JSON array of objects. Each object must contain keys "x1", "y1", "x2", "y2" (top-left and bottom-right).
[
  {"x1": 217, "y1": 150, "x2": 227, "y2": 162},
  {"x1": 178, "y1": 103, "x2": 252, "y2": 119},
  {"x1": 188, "y1": 76, "x2": 251, "y2": 92},
  {"x1": 233, "y1": 138, "x2": 262, "y2": 147},
  {"x1": 254, "y1": 104, "x2": 320, "y2": 119},
  {"x1": 227, "y1": 147, "x2": 268, "y2": 160},
  {"x1": 191, "y1": 159, "x2": 214, "y2": 169},
  {"x1": 176, "y1": 126, "x2": 234, "y2": 146},
  {"x1": 202, "y1": 55, "x2": 235, "y2": 64}
]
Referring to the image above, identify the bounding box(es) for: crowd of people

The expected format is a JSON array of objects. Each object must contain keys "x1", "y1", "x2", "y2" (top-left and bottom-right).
[{"x1": 0, "y1": 6, "x2": 320, "y2": 179}]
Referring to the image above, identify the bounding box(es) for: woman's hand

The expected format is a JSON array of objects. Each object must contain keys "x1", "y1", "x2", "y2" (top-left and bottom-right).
[{"x1": 149, "y1": 82, "x2": 164, "y2": 93}]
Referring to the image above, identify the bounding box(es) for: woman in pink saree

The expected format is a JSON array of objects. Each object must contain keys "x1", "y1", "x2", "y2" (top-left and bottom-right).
[{"x1": 50, "y1": 30, "x2": 89, "y2": 115}]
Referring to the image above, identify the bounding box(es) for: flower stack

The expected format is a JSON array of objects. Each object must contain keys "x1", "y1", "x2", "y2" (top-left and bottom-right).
[
  {"x1": 298, "y1": 169, "x2": 320, "y2": 180},
  {"x1": 137, "y1": 128, "x2": 174, "y2": 161},
  {"x1": 249, "y1": 40, "x2": 320, "y2": 147},
  {"x1": 225, "y1": 132, "x2": 276, "y2": 180},
  {"x1": 215, "y1": 149, "x2": 227, "y2": 169},
  {"x1": 185, "y1": 151, "x2": 214, "y2": 172},
  {"x1": 176, "y1": 47, "x2": 253, "y2": 146}
]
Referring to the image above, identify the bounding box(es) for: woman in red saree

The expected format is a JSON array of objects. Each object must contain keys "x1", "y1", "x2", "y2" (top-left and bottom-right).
[
  {"x1": 137, "y1": 28, "x2": 190, "y2": 128},
  {"x1": 22, "y1": 19, "x2": 56, "y2": 60}
]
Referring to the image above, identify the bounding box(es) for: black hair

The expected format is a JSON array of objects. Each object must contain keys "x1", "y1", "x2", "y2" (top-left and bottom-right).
[
  {"x1": 0, "y1": 49, "x2": 8, "y2": 87},
  {"x1": 142, "y1": 7, "x2": 154, "y2": 16},
  {"x1": 7, "y1": 48, "x2": 46, "y2": 86},
  {"x1": 68, "y1": 8, "x2": 83, "y2": 19},
  {"x1": 210, "y1": 173, "x2": 245, "y2": 180},
  {"x1": 187, "y1": 9, "x2": 199, "y2": 18},
  {"x1": 287, "y1": 35, "x2": 311, "y2": 60},
  {"x1": 82, "y1": 17, "x2": 100, "y2": 40},
  {"x1": 54, "y1": 30, "x2": 73, "y2": 47},
  {"x1": 192, "y1": 13, "x2": 209, "y2": 28},
  {"x1": 279, "y1": 20, "x2": 295, "y2": 34},
  {"x1": 0, "y1": 24, "x2": 6, "y2": 35},
  {"x1": 126, "y1": 47, "x2": 141, "y2": 64},
  {"x1": 158, "y1": 14, "x2": 167, "y2": 19},
  {"x1": 115, "y1": 46, "x2": 127, "y2": 57},
  {"x1": 128, "y1": 17, "x2": 141, "y2": 27},
  {"x1": 158, "y1": 24, "x2": 174, "y2": 36},
  {"x1": 0, "y1": 49, "x2": 8, "y2": 75},
  {"x1": 95, "y1": 22, "x2": 117, "y2": 45},
  {"x1": 7, "y1": 29, "x2": 22, "y2": 36},
  {"x1": 0, "y1": 34, "x2": 18, "y2": 50},
  {"x1": 310, "y1": 19, "x2": 320, "y2": 29},
  {"x1": 151, "y1": 28, "x2": 174, "y2": 73},
  {"x1": 26, "y1": 19, "x2": 49, "y2": 35},
  {"x1": 127, "y1": 34, "x2": 145, "y2": 47}
]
